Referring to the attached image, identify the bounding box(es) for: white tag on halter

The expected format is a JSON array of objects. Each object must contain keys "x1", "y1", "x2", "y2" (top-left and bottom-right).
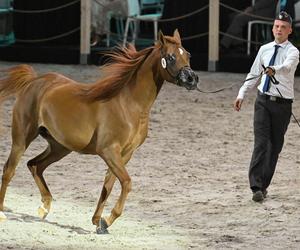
[{"x1": 161, "y1": 58, "x2": 167, "y2": 69}]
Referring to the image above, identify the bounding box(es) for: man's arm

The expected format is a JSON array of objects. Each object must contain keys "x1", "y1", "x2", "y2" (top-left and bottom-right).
[
  {"x1": 233, "y1": 47, "x2": 264, "y2": 111},
  {"x1": 272, "y1": 47, "x2": 299, "y2": 75},
  {"x1": 237, "y1": 47, "x2": 264, "y2": 100}
]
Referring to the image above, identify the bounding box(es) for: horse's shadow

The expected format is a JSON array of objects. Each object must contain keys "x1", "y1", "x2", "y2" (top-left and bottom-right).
[{"x1": 5, "y1": 209, "x2": 91, "y2": 235}]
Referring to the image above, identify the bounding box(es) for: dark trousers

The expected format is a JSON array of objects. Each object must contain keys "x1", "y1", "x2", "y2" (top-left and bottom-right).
[{"x1": 249, "y1": 93, "x2": 292, "y2": 192}]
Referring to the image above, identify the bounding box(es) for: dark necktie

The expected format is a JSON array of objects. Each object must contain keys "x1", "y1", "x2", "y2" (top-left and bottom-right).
[{"x1": 263, "y1": 45, "x2": 280, "y2": 93}]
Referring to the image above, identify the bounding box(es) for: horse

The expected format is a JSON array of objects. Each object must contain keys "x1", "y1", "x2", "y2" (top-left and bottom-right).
[{"x1": 0, "y1": 29, "x2": 198, "y2": 234}]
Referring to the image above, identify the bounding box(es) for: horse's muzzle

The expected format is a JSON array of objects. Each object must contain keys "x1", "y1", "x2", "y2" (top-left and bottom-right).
[{"x1": 177, "y1": 67, "x2": 199, "y2": 90}]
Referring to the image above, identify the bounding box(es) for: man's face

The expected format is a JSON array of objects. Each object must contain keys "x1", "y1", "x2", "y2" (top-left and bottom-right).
[{"x1": 272, "y1": 19, "x2": 292, "y2": 43}]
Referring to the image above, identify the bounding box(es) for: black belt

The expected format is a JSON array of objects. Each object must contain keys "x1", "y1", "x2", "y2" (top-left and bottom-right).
[{"x1": 257, "y1": 91, "x2": 293, "y2": 104}]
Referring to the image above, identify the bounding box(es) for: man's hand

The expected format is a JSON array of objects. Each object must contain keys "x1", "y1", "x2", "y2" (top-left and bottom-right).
[
  {"x1": 233, "y1": 98, "x2": 243, "y2": 111},
  {"x1": 264, "y1": 66, "x2": 275, "y2": 76}
]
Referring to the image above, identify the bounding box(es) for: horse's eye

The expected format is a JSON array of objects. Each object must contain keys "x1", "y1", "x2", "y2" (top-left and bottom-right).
[{"x1": 167, "y1": 54, "x2": 176, "y2": 62}]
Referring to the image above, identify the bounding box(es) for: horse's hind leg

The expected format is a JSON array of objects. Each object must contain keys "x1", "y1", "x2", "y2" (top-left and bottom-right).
[
  {"x1": 27, "y1": 133, "x2": 70, "y2": 219},
  {"x1": 0, "y1": 118, "x2": 36, "y2": 221},
  {"x1": 0, "y1": 144, "x2": 26, "y2": 220}
]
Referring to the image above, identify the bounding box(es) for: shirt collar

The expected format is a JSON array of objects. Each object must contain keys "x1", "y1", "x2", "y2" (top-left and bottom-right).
[{"x1": 272, "y1": 39, "x2": 289, "y2": 48}]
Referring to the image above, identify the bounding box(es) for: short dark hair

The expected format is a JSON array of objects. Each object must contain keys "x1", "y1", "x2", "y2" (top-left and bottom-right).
[{"x1": 275, "y1": 11, "x2": 292, "y2": 25}]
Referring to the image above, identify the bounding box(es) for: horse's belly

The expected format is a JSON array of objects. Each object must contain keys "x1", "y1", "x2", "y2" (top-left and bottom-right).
[
  {"x1": 39, "y1": 90, "x2": 97, "y2": 151},
  {"x1": 40, "y1": 121, "x2": 95, "y2": 151}
]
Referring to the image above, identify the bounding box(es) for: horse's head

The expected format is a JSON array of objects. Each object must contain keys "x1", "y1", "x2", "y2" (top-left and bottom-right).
[{"x1": 157, "y1": 29, "x2": 199, "y2": 90}]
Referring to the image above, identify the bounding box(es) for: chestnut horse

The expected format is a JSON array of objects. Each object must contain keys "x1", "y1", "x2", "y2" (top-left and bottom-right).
[{"x1": 0, "y1": 30, "x2": 198, "y2": 233}]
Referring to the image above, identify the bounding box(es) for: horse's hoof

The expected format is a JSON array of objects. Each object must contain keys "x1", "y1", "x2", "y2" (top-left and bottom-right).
[
  {"x1": 0, "y1": 211, "x2": 7, "y2": 222},
  {"x1": 96, "y1": 226, "x2": 109, "y2": 234},
  {"x1": 96, "y1": 218, "x2": 109, "y2": 234},
  {"x1": 38, "y1": 205, "x2": 49, "y2": 219}
]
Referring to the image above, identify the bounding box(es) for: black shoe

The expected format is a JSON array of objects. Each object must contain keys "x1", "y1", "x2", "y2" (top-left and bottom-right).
[
  {"x1": 252, "y1": 190, "x2": 264, "y2": 202},
  {"x1": 262, "y1": 189, "x2": 268, "y2": 198}
]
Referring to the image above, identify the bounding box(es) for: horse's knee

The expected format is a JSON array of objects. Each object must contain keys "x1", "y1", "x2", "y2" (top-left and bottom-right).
[
  {"x1": 2, "y1": 169, "x2": 16, "y2": 184},
  {"x1": 123, "y1": 179, "x2": 132, "y2": 194},
  {"x1": 2, "y1": 175, "x2": 13, "y2": 185}
]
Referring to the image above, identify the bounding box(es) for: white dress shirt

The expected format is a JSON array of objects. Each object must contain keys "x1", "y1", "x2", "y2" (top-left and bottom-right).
[{"x1": 237, "y1": 40, "x2": 299, "y2": 100}]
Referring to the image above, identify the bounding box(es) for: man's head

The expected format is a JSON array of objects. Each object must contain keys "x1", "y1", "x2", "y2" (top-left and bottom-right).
[{"x1": 272, "y1": 11, "x2": 292, "y2": 43}]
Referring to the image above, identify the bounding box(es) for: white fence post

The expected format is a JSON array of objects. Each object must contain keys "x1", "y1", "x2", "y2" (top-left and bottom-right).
[
  {"x1": 208, "y1": 0, "x2": 219, "y2": 72},
  {"x1": 80, "y1": 0, "x2": 91, "y2": 64}
]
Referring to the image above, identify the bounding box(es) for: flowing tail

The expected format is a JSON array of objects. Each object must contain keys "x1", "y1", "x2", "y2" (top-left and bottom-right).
[{"x1": 0, "y1": 64, "x2": 37, "y2": 101}]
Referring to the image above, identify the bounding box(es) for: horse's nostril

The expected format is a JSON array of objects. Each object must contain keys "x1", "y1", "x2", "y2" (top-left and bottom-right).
[
  {"x1": 179, "y1": 67, "x2": 198, "y2": 84},
  {"x1": 187, "y1": 75, "x2": 194, "y2": 83}
]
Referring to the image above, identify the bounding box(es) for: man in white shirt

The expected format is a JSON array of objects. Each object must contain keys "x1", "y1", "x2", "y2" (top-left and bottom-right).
[{"x1": 233, "y1": 11, "x2": 299, "y2": 202}]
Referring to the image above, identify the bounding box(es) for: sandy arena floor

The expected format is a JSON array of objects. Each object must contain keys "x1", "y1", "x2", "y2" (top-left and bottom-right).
[{"x1": 0, "y1": 61, "x2": 299, "y2": 249}]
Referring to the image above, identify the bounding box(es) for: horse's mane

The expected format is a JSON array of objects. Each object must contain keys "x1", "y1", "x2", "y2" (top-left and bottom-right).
[{"x1": 79, "y1": 44, "x2": 157, "y2": 102}]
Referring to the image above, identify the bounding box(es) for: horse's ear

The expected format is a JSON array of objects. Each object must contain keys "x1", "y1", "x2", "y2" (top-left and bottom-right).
[
  {"x1": 173, "y1": 29, "x2": 181, "y2": 43},
  {"x1": 158, "y1": 30, "x2": 166, "y2": 46}
]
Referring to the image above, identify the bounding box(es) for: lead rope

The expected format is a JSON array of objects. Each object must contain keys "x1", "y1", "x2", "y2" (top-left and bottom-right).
[
  {"x1": 276, "y1": 86, "x2": 300, "y2": 127},
  {"x1": 196, "y1": 71, "x2": 263, "y2": 94}
]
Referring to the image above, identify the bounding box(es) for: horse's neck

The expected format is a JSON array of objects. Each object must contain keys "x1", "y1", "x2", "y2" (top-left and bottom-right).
[{"x1": 124, "y1": 50, "x2": 163, "y2": 112}]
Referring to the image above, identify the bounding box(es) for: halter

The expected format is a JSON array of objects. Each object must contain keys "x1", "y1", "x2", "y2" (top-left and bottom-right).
[{"x1": 160, "y1": 50, "x2": 182, "y2": 83}]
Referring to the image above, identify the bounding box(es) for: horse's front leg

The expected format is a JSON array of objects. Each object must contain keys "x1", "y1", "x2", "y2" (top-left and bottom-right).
[
  {"x1": 94, "y1": 146, "x2": 132, "y2": 234},
  {"x1": 92, "y1": 168, "x2": 116, "y2": 234}
]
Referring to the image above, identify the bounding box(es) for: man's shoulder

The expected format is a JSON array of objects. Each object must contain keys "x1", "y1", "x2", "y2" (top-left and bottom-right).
[
  {"x1": 287, "y1": 41, "x2": 298, "y2": 48},
  {"x1": 286, "y1": 41, "x2": 299, "y2": 53},
  {"x1": 259, "y1": 41, "x2": 274, "y2": 50}
]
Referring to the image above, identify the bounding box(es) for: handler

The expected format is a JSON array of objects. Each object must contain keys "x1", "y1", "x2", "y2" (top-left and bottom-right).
[{"x1": 233, "y1": 11, "x2": 299, "y2": 202}]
